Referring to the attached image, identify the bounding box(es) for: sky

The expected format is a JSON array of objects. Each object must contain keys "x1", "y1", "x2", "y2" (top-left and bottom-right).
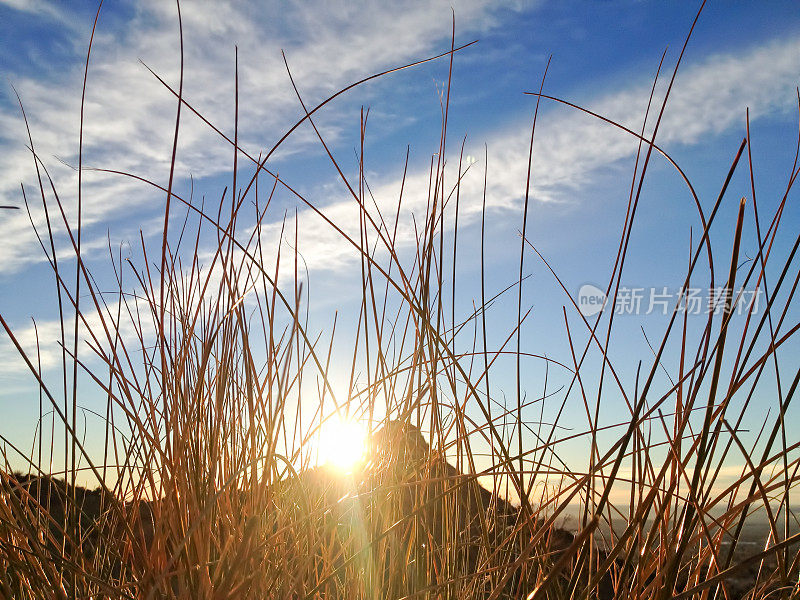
[{"x1": 1, "y1": 1, "x2": 799, "y2": 493}]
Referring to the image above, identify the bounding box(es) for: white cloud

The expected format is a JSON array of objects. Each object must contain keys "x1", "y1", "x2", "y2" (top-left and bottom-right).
[
  {"x1": 1, "y1": 0, "x2": 59, "y2": 18},
  {"x1": 0, "y1": 0, "x2": 516, "y2": 276},
  {"x1": 245, "y1": 34, "x2": 800, "y2": 283},
  {"x1": 2, "y1": 4, "x2": 799, "y2": 379},
  {"x1": 0, "y1": 295, "x2": 135, "y2": 385},
  {"x1": 482, "y1": 35, "x2": 800, "y2": 207}
]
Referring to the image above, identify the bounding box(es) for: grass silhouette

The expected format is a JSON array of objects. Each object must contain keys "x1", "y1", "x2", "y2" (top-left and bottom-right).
[{"x1": 1, "y1": 3, "x2": 799, "y2": 599}]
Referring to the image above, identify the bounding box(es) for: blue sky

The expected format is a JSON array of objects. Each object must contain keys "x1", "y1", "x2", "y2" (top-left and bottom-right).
[{"x1": 1, "y1": 1, "x2": 799, "y2": 489}]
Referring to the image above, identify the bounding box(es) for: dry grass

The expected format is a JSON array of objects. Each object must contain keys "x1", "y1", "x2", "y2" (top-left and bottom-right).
[{"x1": 1, "y1": 4, "x2": 799, "y2": 599}]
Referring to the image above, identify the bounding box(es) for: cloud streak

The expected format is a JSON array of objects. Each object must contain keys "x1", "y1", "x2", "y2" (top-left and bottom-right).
[
  {"x1": 252, "y1": 34, "x2": 800, "y2": 281},
  {"x1": 0, "y1": 0, "x2": 526, "y2": 276},
  {"x1": 1, "y1": 5, "x2": 798, "y2": 379}
]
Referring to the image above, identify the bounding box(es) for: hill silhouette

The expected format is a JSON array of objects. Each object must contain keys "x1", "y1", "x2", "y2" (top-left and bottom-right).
[
  {"x1": 2, "y1": 421, "x2": 778, "y2": 599},
  {"x1": 2, "y1": 421, "x2": 579, "y2": 597}
]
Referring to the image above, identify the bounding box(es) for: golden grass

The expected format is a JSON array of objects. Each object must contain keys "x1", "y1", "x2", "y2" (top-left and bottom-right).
[{"x1": 1, "y1": 4, "x2": 799, "y2": 599}]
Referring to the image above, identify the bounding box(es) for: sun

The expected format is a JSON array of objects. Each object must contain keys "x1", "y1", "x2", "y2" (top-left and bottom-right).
[{"x1": 317, "y1": 415, "x2": 368, "y2": 473}]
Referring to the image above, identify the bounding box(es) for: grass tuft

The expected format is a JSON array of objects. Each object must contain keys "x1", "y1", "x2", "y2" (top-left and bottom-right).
[{"x1": 1, "y1": 5, "x2": 798, "y2": 599}]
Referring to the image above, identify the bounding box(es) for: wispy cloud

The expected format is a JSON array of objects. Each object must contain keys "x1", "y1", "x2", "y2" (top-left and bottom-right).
[
  {"x1": 481, "y1": 34, "x2": 800, "y2": 206},
  {"x1": 0, "y1": 0, "x2": 520, "y2": 276},
  {"x1": 1, "y1": 5, "x2": 798, "y2": 378},
  {"x1": 1, "y1": 0, "x2": 61, "y2": 19},
  {"x1": 248, "y1": 34, "x2": 800, "y2": 281}
]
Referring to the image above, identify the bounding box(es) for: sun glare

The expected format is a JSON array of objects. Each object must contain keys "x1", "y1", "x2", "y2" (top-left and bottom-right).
[{"x1": 318, "y1": 416, "x2": 368, "y2": 473}]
